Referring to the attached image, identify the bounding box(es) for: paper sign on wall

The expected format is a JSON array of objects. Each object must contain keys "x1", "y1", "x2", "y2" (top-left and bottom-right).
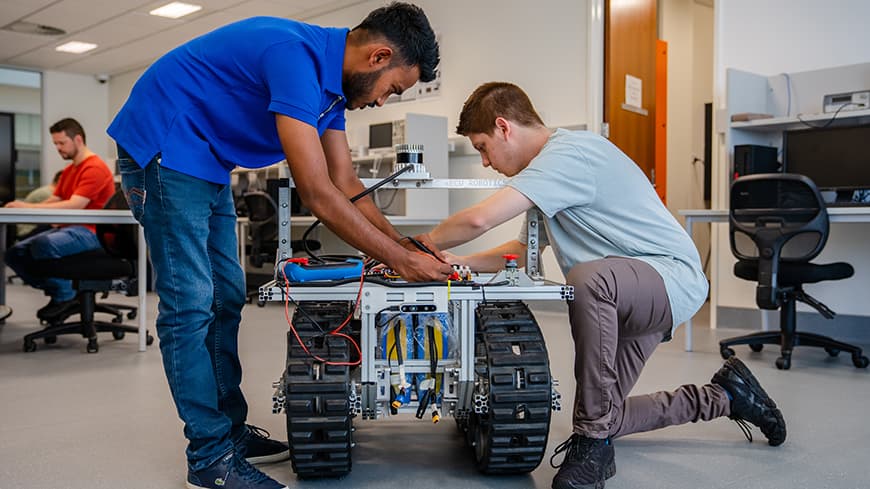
[{"x1": 625, "y1": 74, "x2": 642, "y2": 109}]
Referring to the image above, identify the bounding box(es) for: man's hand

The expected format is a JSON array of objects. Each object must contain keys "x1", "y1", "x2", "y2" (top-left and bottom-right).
[
  {"x1": 406, "y1": 233, "x2": 446, "y2": 261},
  {"x1": 4, "y1": 201, "x2": 27, "y2": 208},
  {"x1": 391, "y1": 250, "x2": 454, "y2": 282},
  {"x1": 397, "y1": 233, "x2": 445, "y2": 261}
]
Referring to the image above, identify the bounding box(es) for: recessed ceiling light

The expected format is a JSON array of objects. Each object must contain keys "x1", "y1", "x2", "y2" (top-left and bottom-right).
[
  {"x1": 149, "y1": 2, "x2": 202, "y2": 19},
  {"x1": 55, "y1": 41, "x2": 98, "y2": 54}
]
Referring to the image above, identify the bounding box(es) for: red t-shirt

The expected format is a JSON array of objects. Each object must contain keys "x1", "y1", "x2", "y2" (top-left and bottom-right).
[{"x1": 53, "y1": 154, "x2": 115, "y2": 233}]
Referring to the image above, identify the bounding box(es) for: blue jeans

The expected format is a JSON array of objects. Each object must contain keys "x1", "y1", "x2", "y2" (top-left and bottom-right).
[
  {"x1": 117, "y1": 147, "x2": 248, "y2": 471},
  {"x1": 5, "y1": 226, "x2": 102, "y2": 302}
]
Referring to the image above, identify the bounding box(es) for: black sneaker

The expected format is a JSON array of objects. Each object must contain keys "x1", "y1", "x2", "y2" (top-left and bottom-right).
[
  {"x1": 711, "y1": 357, "x2": 787, "y2": 446},
  {"x1": 235, "y1": 425, "x2": 290, "y2": 465},
  {"x1": 550, "y1": 434, "x2": 616, "y2": 489},
  {"x1": 36, "y1": 298, "x2": 78, "y2": 321},
  {"x1": 186, "y1": 451, "x2": 287, "y2": 489}
]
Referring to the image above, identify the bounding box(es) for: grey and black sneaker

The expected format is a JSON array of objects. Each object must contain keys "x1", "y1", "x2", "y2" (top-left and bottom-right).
[
  {"x1": 186, "y1": 451, "x2": 287, "y2": 489},
  {"x1": 711, "y1": 357, "x2": 787, "y2": 446},
  {"x1": 235, "y1": 425, "x2": 290, "y2": 465},
  {"x1": 550, "y1": 434, "x2": 616, "y2": 489}
]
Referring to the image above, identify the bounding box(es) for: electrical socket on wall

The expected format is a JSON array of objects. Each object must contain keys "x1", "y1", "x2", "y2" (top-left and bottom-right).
[{"x1": 386, "y1": 69, "x2": 441, "y2": 104}]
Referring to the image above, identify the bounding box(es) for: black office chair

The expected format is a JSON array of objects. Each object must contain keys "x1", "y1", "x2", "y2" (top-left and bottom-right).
[
  {"x1": 719, "y1": 173, "x2": 869, "y2": 370},
  {"x1": 241, "y1": 190, "x2": 320, "y2": 268},
  {"x1": 243, "y1": 191, "x2": 280, "y2": 268},
  {"x1": 22, "y1": 190, "x2": 154, "y2": 353}
]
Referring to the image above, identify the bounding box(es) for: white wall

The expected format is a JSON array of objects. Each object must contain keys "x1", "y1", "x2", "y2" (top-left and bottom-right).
[
  {"x1": 41, "y1": 71, "x2": 110, "y2": 184},
  {"x1": 106, "y1": 69, "x2": 145, "y2": 161},
  {"x1": 718, "y1": 0, "x2": 869, "y2": 77},
  {"x1": 0, "y1": 85, "x2": 40, "y2": 114},
  {"x1": 308, "y1": 0, "x2": 587, "y2": 149},
  {"x1": 713, "y1": 0, "x2": 870, "y2": 317},
  {"x1": 307, "y1": 0, "x2": 588, "y2": 277},
  {"x1": 660, "y1": 0, "x2": 714, "y2": 273}
]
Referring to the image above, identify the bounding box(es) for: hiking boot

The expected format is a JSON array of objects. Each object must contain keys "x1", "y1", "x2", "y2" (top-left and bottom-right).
[
  {"x1": 551, "y1": 434, "x2": 616, "y2": 489},
  {"x1": 235, "y1": 425, "x2": 290, "y2": 464},
  {"x1": 36, "y1": 298, "x2": 78, "y2": 321},
  {"x1": 186, "y1": 451, "x2": 287, "y2": 489},
  {"x1": 711, "y1": 357, "x2": 786, "y2": 446}
]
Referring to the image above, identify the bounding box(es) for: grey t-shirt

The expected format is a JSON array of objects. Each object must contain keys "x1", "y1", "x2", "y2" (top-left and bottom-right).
[{"x1": 511, "y1": 129, "x2": 708, "y2": 329}]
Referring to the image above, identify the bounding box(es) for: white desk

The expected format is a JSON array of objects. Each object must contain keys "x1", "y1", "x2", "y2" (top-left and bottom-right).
[
  {"x1": 0, "y1": 209, "x2": 149, "y2": 352},
  {"x1": 678, "y1": 207, "x2": 870, "y2": 352}
]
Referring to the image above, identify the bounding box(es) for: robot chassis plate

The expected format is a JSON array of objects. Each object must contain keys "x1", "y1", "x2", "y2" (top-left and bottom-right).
[{"x1": 261, "y1": 163, "x2": 572, "y2": 478}]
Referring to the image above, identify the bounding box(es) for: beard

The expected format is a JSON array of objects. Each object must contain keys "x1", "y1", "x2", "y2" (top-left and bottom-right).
[
  {"x1": 342, "y1": 67, "x2": 384, "y2": 109},
  {"x1": 58, "y1": 147, "x2": 78, "y2": 161}
]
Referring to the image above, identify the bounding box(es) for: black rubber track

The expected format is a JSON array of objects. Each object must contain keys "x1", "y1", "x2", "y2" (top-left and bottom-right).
[
  {"x1": 284, "y1": 301, "x2": 355, "y2": 478},
  {"x1": 467, "y1": 301, "x2": 553, "y2": 474}
]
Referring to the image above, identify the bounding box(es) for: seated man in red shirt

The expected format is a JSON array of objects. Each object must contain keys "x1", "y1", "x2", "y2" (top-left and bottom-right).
[{"x1": 4, "y1": 118, "x2": 115, "y2": 320}]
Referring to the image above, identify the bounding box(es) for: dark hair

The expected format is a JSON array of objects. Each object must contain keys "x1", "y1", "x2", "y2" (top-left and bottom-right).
[
  {"x1": 457, "y1": 82, "x2": 545, "y2": 136},
  {"x1": 352, "y1": 2, "x2": 439, "y2": 82},
  {"x1": 52, "y1": 170, "x2": 63, "y2": 184},
  {"x1": 49, "y1": 118, "x2": 86, "y2": 144}
]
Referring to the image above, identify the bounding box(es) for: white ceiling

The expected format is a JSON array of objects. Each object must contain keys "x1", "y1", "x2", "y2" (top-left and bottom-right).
[{"x1": 0, "y1": 0, "x2": 366, "y2": 77}]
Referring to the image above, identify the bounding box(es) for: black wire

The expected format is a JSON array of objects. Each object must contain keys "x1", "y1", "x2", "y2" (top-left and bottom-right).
[
  {"x1": 302, "y1": 165, "x2": 414, "y2": 262},
  {"x1": 797, "y1": 103, "x2": 859, "y2": 129},
  {"x1": 376, "y1": 188, "x2": 400, "y2": 212},
  {"x1": 393, "y1": 323, "x2": 404, "y2": 365},
  {"x1": 279, "y1": 267, "x2": 327, "y2": 336},
  {"x1": 427, "y1": 322, "x2": 438, "y2": 378}
]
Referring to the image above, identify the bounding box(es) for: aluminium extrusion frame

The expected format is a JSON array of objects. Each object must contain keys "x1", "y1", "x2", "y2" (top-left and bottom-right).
[
  {"x1": 260, "y1": 276, "x2": 573, "y2": 419},
  {"x1": 268, "y1": 172, "x2": 570, "y2": 418},
  {"x1": 276, "y1": 177, "x2": 546, "y2": 282}
]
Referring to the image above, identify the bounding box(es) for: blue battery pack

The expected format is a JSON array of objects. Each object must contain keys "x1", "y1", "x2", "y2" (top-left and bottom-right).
[{"x1": 281, "y1": 258, "x2": 364, "y2": 282}]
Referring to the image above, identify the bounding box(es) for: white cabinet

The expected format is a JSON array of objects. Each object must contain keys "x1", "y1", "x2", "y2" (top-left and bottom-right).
[{"x1": 352, "y1": 113, "x2": 448, "y2": 221}]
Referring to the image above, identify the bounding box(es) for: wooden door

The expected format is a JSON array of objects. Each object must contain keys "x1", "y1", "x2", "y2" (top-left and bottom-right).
[{"x1": 604, "y1": 0, "x2": 658, "y2": 184}]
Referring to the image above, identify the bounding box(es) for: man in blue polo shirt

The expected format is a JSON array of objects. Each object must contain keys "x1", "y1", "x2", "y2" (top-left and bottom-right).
[{"x1": 109, "y1": 4, "x2": 452, "y2": 488}]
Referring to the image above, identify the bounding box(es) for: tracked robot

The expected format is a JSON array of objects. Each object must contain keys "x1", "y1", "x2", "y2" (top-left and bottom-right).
[{"x1": 258, "y1": 145, "x2": 572, "y2": 478}]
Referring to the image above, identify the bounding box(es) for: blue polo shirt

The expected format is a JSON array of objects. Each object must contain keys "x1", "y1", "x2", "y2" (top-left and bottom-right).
[{"x1": 108, "y1": 17, "x2": 348, "y2": 184}]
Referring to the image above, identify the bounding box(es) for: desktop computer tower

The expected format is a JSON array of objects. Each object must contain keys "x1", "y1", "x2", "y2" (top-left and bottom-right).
[{"x1": 733, "y1": 144, "x2": 779, "y2": 180}]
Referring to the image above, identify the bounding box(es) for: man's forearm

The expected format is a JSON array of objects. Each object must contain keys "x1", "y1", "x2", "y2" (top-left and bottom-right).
[
  {"x1": 309, "y1": 193, "x2": 406, "y2": 265},
  {"x1": 461, "y1": 240, "x2": 527, "y2": 272},
  {"x1": 428, "y1": 207, "x2": 490, "y2": 250},
  {"x1": 15, "y1": 199, "x2": 87, "y2": 209}
]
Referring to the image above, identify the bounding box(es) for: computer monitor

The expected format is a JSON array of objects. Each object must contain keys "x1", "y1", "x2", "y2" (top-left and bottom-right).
[
  {"x1": 783, "y1": 124, "x2": 870, "y2": 192},
  {"x1": 368, "y1": 121, "x2": 393, "y2": 150}
]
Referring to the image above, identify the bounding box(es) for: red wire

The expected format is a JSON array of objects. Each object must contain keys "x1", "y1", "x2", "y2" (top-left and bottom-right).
[{"x1": 281, "y1": 264, "x2": 364, "y2": 366}]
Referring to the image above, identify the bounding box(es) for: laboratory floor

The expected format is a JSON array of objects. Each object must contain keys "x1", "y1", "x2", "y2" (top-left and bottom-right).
[{"x1": 0, "y1": 281, "x2": 868, "y2": 489}]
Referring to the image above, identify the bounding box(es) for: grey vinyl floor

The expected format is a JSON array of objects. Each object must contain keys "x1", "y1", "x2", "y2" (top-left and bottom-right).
[{"x1": 0, "y1": 281, "x2": 868, "y2": 489}]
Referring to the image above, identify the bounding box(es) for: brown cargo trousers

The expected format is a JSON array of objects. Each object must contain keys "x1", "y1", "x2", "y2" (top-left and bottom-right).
[{"x1": 566, "y1": 257, "x2": 731, "y2": 439}]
